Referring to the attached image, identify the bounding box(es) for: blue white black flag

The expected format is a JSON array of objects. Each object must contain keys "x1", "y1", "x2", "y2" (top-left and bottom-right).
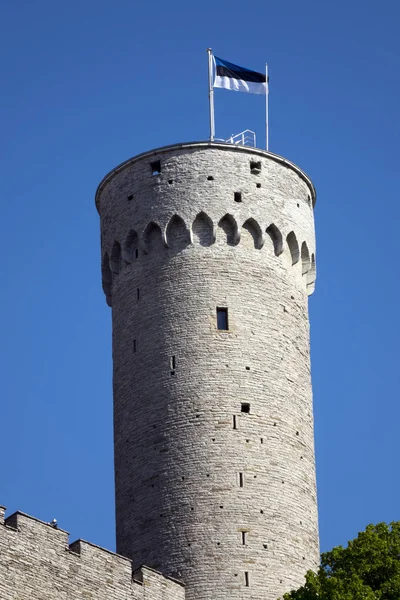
[{"x1": 213, "y1": 56, "x2": 268, "y2": 95}]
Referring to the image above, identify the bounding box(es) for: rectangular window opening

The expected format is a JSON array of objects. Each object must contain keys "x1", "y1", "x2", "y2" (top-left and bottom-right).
[
  {"x1": 244, "y1": 572, "x2": 249, "y2": 587},
  {"x1": 241, "y1": 403, "x2": 250, "y2": 414},
  {"x1": 216, "y1": 307, "x2": 228, "y2": 331},
  {"x1": 234, "y1": 192, "x2": 242, "y2": 203},
  {"x1": 150, "y1": 160, "x2": 161, "y2": 176},
  {"x1": 238, "y1": 472, "x2": 244, "y2": 488},
  {"x1": 233, "y1": 415, "x2": 237, "y2": 430},
  {"x1": 250, "y1": 160, "x2": 261, "y2": 174}
]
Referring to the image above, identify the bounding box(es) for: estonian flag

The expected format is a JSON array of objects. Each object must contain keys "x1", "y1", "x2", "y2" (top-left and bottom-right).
[{"x1": 214, "y1": 56, "x2": 268, "y2": 95}]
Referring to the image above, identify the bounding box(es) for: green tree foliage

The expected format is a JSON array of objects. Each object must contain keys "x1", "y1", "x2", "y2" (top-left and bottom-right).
[{"x1": 283, "y1": 523, "x2": 400, "y2": 600}]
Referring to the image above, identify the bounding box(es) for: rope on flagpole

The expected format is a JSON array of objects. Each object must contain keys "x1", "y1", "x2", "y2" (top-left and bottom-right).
[{"x1": 207, "y1": 48, "x2": 215, "y2": 141}]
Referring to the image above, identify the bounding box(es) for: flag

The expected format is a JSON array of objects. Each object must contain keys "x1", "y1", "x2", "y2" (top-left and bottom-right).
[{"x1": 213, "y1": 56, "x2": 268, "y2": 95}]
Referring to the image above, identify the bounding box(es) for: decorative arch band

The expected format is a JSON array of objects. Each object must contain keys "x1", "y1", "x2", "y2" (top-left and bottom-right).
[{"x1": 102, "y1": 213, "x2": 316, "y2": 306}]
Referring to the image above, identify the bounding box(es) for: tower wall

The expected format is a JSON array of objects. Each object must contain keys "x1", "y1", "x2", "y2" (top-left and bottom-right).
[{"x1": 96, "y1": 143, "x2": 319, "y2": 600}]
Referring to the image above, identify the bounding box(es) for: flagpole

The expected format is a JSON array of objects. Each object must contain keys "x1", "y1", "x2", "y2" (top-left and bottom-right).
[
  {"x1": 207, "y1": 48, "x2": 215, "y2": 141},
  {"x1": 265, "y1": 63, "x2": 269, "y2": 150}
]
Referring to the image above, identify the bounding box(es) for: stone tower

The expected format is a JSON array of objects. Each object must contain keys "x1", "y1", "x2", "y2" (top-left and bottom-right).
[{"x1": 95, "y1": 142, "x2": 319, "y2": 600}]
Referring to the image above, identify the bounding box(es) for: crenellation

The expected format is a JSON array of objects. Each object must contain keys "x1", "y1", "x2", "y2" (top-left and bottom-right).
[{"x1": 0, "y1": 507, "x2": 184, "y2": 600}]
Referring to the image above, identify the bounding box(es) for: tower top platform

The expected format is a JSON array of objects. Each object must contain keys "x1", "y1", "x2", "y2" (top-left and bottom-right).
[{"x1": 95, "y1": 141, "x2": 316, "y2": 213}]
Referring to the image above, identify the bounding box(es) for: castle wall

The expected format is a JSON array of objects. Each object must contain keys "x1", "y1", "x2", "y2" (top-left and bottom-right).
[
  {"x1": 96, "y1": 143, "x2": 319, "y2": 600},
  {"x1": 0, "y1": 508, "x2": 184, "y2": 600}
]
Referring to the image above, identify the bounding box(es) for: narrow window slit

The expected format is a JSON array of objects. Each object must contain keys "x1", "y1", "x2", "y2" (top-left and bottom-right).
[
  {"x1": 137, "y1": 288, "x2": 140, "y2": 301},
  {"x1": 135, "y1": 248, "x2": 139, "y2": 259},
  {"x1": 216, "y1": 307, "x2": 228, "y2": 331},
  {"x1": 170, "y1": 356, "x2": 176, "y2": 370},
  {"x1": 133, "y1": 339, "x2": 137, "y2": 353},
  {"x1": 241, "y1": 531, "x2": 246, "y2": 545},
  {"x1": 233, "y1": 415, "x2": 237, "y2": 430},
  {"x1": 238, "y1": 472, "x2": 244, "y2": 488},
  {"x1": 150, "y1": 160, "x2": 161, "y2": 175},
  {"x1": 244, "y1": 572, "x2": 249, "y2": 587}
]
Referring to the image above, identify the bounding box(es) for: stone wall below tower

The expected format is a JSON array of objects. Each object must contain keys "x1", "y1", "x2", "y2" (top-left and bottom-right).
[{"x1": 0, "y1": 506, "x2": 185, "y2": 600}]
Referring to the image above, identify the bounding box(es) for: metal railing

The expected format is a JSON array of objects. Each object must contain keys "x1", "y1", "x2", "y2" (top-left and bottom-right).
[{"x1": 225, "y1": 129, "x2": 256, "y2": 147}]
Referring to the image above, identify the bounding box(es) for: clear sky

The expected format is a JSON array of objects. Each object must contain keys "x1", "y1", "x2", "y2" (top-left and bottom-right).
[{"x1": 1, "y1": 0, "x2": 399, "y2": 565}]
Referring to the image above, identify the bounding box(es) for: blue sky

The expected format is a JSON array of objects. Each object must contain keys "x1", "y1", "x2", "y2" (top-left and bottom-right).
[{"x1": 1, "y1": 0, "x2": 399, "y2": 564}]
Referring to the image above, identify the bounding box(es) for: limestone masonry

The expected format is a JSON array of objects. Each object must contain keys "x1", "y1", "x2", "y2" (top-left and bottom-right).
[
  {"x1": 0, "y1": 507, "x2": 184, "y2": 600},
  {"x1": 1, "y1": 141, "x2": 319, "y2": 600}
]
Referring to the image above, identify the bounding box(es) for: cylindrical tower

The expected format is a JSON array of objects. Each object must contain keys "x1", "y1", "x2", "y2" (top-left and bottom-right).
[{"x1": 95, "y1": 142, "x2": 319, "y2": 600}]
